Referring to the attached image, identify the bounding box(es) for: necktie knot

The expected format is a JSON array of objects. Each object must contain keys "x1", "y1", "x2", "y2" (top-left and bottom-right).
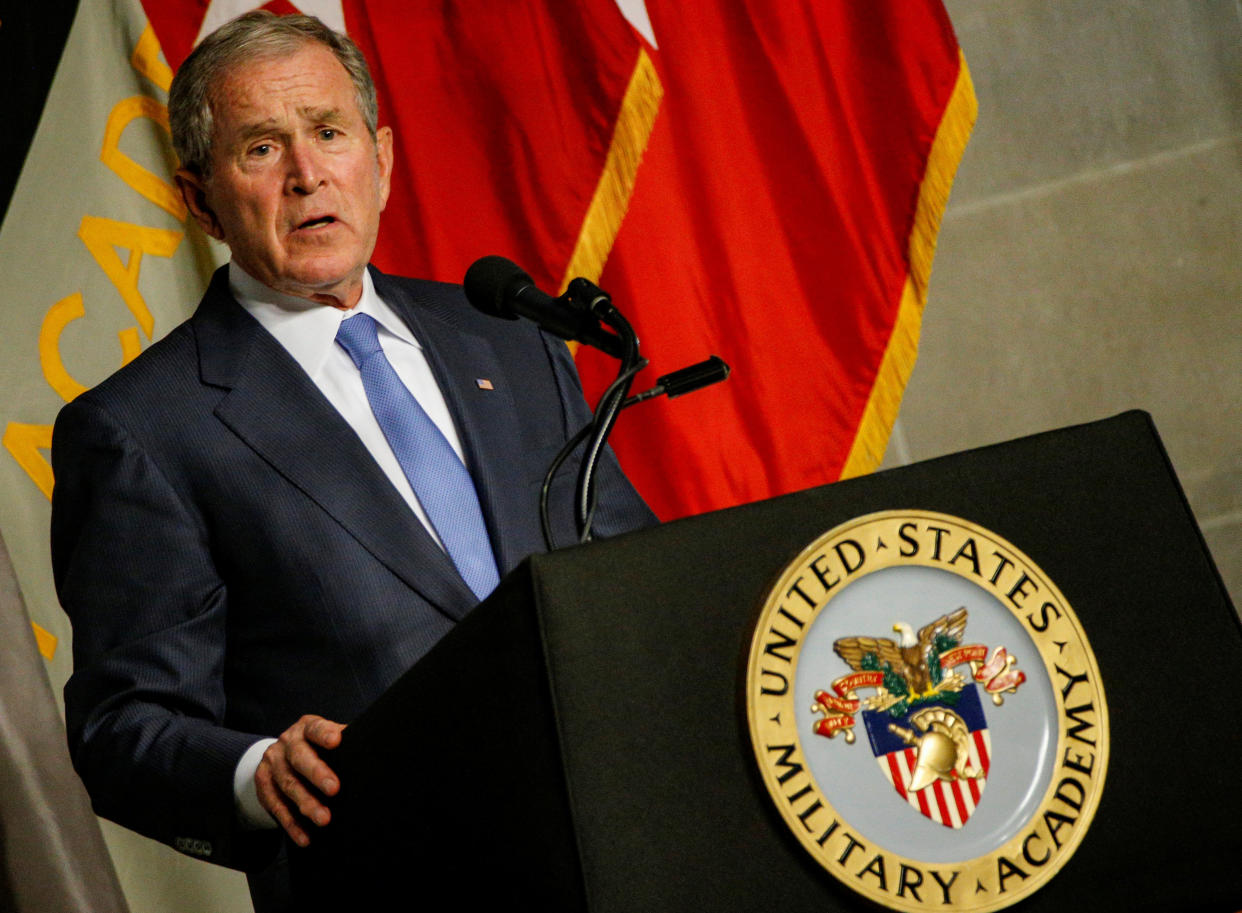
[{"x1": 335, "y1": 312, "x2": 383, "y2": 369}]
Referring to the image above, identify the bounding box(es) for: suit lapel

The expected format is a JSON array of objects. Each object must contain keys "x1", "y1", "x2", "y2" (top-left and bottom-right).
[
  {"x1": 192, "y1": 269, "x2": 478, "y2": 621},
  {"x1": 372, "y1": 269, "x2": 537, "y2": 575}
]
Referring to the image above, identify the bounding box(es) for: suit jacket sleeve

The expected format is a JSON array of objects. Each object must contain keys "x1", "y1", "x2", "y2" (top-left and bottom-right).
[{"x1": 52, "y1": 394, "x2": 279, "y2": 870}]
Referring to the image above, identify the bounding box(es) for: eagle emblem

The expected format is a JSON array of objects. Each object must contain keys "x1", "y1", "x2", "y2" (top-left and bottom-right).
[{"x1": 811, "y1": 607, "x2": 1026, "y2": 829}]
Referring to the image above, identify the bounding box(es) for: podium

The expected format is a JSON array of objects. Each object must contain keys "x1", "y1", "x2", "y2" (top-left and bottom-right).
[{"x1": 301, "y1": 412, "x2": 1242, "y2": 912}]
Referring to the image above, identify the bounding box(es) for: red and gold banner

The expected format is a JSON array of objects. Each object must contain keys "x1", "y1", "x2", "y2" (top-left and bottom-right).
[{"x1": 582, "y1": 3, "x2": 975, "y2": 518}]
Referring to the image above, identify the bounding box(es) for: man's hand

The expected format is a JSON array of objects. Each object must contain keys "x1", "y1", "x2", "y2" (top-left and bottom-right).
[{"x1": 255, "y1": 714, "x2": 345, "y2": 847}]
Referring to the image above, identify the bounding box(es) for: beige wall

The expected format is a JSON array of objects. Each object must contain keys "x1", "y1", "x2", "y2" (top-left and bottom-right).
[{"x1": 887, "y1": 0, "x2": 1242, "y2": 615}]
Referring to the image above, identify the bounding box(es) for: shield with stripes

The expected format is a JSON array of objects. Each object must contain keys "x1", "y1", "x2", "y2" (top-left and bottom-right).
[{"x1": 861, "y1": 684, "x2": 991, "y2": 829}]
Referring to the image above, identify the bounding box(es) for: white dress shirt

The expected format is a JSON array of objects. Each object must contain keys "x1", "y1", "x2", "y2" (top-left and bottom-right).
[
  {"x1": 231, "y1": 262, "x2": 468, "y2": 545},
  {"x1": 228, "y1": 262, "x2": 469, "y2": 828}
]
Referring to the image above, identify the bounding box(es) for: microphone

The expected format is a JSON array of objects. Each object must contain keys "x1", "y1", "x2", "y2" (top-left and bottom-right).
[{"x1": 463, "y1": 256, "x2": 625, "y2": 358}]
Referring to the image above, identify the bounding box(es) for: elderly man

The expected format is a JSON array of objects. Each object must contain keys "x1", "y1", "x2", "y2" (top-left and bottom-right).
[{"x1": 51, "y1": 11, "x2": 654, "y2": 910}]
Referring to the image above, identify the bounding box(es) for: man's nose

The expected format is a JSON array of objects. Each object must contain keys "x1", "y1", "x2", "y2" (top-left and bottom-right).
[{"x1": 285, "y1": 141, "x2": 325, "y2": 194}]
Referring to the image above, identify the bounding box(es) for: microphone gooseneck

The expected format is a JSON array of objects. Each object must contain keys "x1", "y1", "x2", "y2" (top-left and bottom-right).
[{"x1": 463, "y1": 256, "x2": 731, "y2": 549}]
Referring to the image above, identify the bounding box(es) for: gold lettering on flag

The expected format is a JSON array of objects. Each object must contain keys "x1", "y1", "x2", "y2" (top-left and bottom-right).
[
  {"x1": 77, "y1": 215, "x2": 183, "y2": 339},
  {"x1": 4, "y1": 14, "x2": 199, "y2": 671},
  {"x1": 5, "y1": 22, "x2": 184, "y2": 531},
  {"x1": 31, "y1": 621, "x2": 57, "y2": 660},
  {"x1": 3, "y1": 424, "x2": 54, "y2": 502},
  {"x1": 100, "y1": 96, "x2": 186, "y2": 220},
  {"x1": 39, "y1": 293, "x2": 143, "y2": 403},
  {"x1": 130, "y1": 24, "x2": 173, "y2": 92}
]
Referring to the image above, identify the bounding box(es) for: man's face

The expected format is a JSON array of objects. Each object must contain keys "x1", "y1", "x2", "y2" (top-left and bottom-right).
[{"x1": 177, "y1": 43, "x2": 393, "y2": 309}]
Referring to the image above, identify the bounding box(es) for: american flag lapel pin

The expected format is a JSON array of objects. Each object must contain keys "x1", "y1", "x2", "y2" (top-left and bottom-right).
[{"x1": 475, "y1": 378, "x2": 495, "y2": 391}]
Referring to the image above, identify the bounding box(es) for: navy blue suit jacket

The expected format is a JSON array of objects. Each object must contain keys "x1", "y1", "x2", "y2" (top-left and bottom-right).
[{"x1": 51, "y1": 266, "x2": 655, "y2": 874}]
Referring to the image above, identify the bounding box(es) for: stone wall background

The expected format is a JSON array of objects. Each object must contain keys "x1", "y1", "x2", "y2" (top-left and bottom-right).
[{"x1": 887, "y1": 0, "x2": 1242, "y2": 616}]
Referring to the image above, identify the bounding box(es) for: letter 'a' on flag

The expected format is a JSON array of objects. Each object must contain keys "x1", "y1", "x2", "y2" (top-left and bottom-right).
[{"x1": 140, "y1": 1, "x2": 974, "y2": 523}]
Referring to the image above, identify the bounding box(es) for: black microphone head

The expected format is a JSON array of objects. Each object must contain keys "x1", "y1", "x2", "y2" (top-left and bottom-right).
[{"x1": 463, "y1": 255, "x2": 530, "y2": 319}]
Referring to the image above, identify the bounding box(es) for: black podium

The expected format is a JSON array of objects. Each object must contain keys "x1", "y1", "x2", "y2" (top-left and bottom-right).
[{"x1": 302, "y1": 411, "x2": 1242, "y2": 912}]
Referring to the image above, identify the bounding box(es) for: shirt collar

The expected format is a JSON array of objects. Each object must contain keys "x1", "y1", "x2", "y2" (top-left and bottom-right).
[{"x1": 230, "y1": 262, "x2": 421, "y2": 378}]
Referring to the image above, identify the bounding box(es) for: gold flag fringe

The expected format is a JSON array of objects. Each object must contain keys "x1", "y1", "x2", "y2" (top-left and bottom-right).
[
  {"x1": 559, "y1": 48, "x2": 664, "y2": 292},
  {"x1": 839, "y1": 51, "x2": 977, "y2": 480}
]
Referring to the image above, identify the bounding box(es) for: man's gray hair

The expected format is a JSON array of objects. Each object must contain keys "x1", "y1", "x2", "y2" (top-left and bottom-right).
[{"x1": 169, "y1": 11, "x2": 379, "y2": 176}]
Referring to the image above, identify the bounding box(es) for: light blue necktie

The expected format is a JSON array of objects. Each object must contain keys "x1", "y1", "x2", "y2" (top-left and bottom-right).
[{"x1": 336, "y1": 313, "x2": 499, "y2": 600}]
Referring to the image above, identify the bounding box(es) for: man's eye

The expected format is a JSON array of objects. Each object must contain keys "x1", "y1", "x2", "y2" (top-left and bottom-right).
[
  {"x1": 319, "y1": 128, "x2": 338, "y2": 141},
  {"x1": 248, "y1": 144, "x2": 273, "y2": 157}
]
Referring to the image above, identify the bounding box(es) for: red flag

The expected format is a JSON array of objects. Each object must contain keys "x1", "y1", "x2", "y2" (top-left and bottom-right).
[
  {"x1": 144, "y1": 1, "x2": 974, "y2": 521},
  {"x1": 582, "y1": 3, "x2": 975, "y2": 518}
]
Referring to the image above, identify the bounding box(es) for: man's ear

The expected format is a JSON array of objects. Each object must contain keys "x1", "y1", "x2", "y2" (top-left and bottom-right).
[
  {"x1": 375, "y1": 126, "x2": 394, "y2": 213},
  {"x1": 175, "y1": 168, "x2": 225, "y2": 241}
]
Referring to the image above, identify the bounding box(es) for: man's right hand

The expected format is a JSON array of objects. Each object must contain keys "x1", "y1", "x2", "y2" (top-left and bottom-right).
[{"x1": 255, "y1": 714, "x2": 345, "y2": 847}]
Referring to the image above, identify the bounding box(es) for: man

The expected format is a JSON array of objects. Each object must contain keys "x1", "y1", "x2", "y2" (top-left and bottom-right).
[{"x1": 50, "y1": 11, "x2": 655, "y2": 909}]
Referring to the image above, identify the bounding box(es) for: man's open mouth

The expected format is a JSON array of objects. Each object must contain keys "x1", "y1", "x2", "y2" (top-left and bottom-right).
[{"x1": 297, "y1": 216, "x2": 336, "y2": 229}]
